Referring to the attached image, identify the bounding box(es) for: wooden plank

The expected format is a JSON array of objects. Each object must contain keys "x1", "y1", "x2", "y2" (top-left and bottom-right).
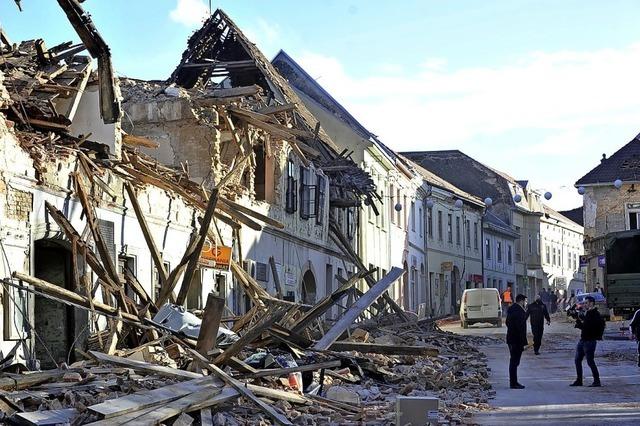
[
  {"x1": 243, "y1": 360, "x2": 341, "y2": 379},
  {"x1": 186, "y1": 347, "x2": 293, "y2": 426},
  {"x1": 200, "y1": 408, "x2": 213, "y2": 426},
  {"x1": 269, "y1": 256, "x2": 283, "y2": 299},
  {"x1": 15, "y1": 408, "x2": 78, "y2": 425},
  {"x1": 88, "y1": 377, "x2": 214, "y2": 418},
  {"x1": 212, "y1": 306, "x2": 287, "y2": 366},
  {"x1": 176, "y1": 189, "x2": 219, "y2": 306},
  {"x1": 328, "y1": 341, "x2": 439, "y2": 356},
  {"x1": 88, "y1": 386, "x2": 237, "y2": 426},
  {"x1": 88, "y1": 351, "x2": 201, "y2": 380},
  {"x1": 313, "y1": 267, "x2": 404, "y2": 350},
  {"x1": 124, "y1": 182, "x2": 169, "y2": 288},
  {"x1": 196, "y1": 293, "x2": 225, "y2": 355}
]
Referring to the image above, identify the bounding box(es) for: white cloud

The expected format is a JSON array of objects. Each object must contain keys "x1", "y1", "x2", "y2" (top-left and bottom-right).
[
  {"x1": 169, "y1": 0, "x2": 209, "y2": 27},
  {"x1": 294, "y1": 44, "x2": 640, "y2": 210}
]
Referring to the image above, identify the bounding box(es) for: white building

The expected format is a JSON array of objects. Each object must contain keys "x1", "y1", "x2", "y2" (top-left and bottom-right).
[{"x1": 483, "y1": 212, "x2": 518, "y2": 293}]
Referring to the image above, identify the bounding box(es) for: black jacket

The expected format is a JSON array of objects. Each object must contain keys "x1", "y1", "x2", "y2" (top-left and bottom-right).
[
  {"x1": 506, "y1": 303, "x2": 528, "y2": 347},
  {"x1": 630, "y1": 309, "x2": 640, "y2": 338},
  {"x1": 575, "y1": 308, "x2": 603, "y2": 341},
  {"x1": 526, "y1": 300, "x2": 550, "y2": 328}
]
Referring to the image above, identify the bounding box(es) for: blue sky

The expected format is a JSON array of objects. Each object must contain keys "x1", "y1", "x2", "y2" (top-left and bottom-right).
[{"x1": 3, "y1": 0, "x2": 640, "y2": 210}]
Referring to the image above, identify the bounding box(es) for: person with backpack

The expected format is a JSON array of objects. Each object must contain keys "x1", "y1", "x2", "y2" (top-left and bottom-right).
[
  {"x1": 629, "y1": 308, "x2": 640, "y2": 367},
  {"x1": 570, "y1": 295, "x2": 605, "y2": 387}
]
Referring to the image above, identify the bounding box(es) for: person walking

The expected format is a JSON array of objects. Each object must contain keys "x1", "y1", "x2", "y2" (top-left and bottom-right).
[
  {"x1": 526, "y1": 295, "x2": 551, "y2": 355},
  {"x1": 501, "y1": 284, "x2": 513, "y2": 317},
  {"x1": 570, "y1": 296, "x2": 605, "y2": 387},
  {"x1": 540, "y1": 288, "x2": 550, "y2": 309},
  {"x1": 506, "y1": 294, "x2": 528, "y2": 389},
  {"x1": 550, "y1": 291, "x2": 559, "y2": 314},
  {"x1": 629, "y1": 308, "x2": 640, "y2": 367}
]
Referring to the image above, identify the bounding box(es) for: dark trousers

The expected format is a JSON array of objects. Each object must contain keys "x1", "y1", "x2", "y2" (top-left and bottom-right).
[
  {"x1": 508, "y1": 344, "x2": 524, "y2": 385},
  {"x1": 575, "y1": 340, "x2": 599, "y2": 382},
  {"x1": 636, "y1": 340, "x2": 640, "y2": 365},
  {"x1": 532, "y1": 324, "x2": 543, "y2": 353}
]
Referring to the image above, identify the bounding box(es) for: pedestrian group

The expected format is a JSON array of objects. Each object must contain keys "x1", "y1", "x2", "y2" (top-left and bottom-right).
[{"x1": 505, "y1": 291, "x2": 605, "y2": 389}]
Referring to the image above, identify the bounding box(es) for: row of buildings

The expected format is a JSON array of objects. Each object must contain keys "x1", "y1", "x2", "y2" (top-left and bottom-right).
[{"x1": 0, "y1": 5, "x2": 583, "y2": 367}]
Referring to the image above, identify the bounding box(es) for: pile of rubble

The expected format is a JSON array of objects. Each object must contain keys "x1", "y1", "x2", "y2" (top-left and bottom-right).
[{"x1": 0, "y1": 318, "x2": 494, "y2": 426}]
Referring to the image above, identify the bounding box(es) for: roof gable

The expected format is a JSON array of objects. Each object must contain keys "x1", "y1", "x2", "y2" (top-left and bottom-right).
[{"x1": 576, "y1": 135, "x2": 640, "y2": 186}]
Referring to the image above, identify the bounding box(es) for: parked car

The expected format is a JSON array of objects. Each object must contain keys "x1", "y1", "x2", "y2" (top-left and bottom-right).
[
  {"x1": 570, "y1": 292, "x2": 611, "y2": 321},
  {"x1": 460, "y1": 288, "x2": 502, "y2": 328}
]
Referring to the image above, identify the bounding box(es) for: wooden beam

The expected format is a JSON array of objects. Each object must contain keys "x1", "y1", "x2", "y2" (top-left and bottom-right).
[
  {"x1": 0, "y1": 370, "x2": 65, "y2": 391},
  {"x1": 220, "y1": 197, "x2": 284, "y2": 229},
  {"x1": 212, "y1": 307, "x2": 287, "y2": 366},
  {"x1": 329, "y1": 221, "x2": 409, "y2": 322},
  {"x1": 88, "y1": 350, "x2": 201, "y2": 380},
  {"x1": 328, "y1": 341, "x2": 439, "y2": 357},
  {"x1": 156, "y1": 235, "x2": 199, "y2": 307},
  {"x1": 176, "y1": 189, "x2": 219, "y2": 306},
  {"x1": 257, "y1": 103, "x2": 296, "y2": 115},
  {"x1": 290, "y1": 273, "x2": 360, "y2": 335},
  {"x1": 269, "y1": 256, "x2": 283, "y2": 299},
  {"x1": 313, "y1": 267, "x2": 404, "y2": 351},
  {"x1": 196, "y1": 293, "x2": 225, "y2": 355},
  {"x1": 73, "y1": 172, "x2": 128, "y2": 311},
  {"x1": 124, "y1": 182, "x2": 169, "y2": 288},
  {"x1": 12, "y1": 272, "x2": 139, "y2": 323},
  {"x1": 242, "y1": 360, "x2": 341, "y2": 379},
  {"x1": 122, "y1": 133, "x2": 159, "y2": 149},
  {"x1": 186, "y1": 347, "x2": 293, "y2": 426}
]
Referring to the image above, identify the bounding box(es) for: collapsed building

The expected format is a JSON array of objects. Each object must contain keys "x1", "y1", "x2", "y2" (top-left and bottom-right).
[{"x1": 0, "y1": 4, "x2": 494, "y2": 425}]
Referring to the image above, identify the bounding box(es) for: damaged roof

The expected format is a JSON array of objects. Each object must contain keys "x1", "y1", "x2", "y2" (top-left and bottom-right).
[
  {"x1": 575, "y1": 134, "x2": 640, "y2": 186},
  {"x1": 402, "y1": 150, "x2": 517, "y2": 211}
]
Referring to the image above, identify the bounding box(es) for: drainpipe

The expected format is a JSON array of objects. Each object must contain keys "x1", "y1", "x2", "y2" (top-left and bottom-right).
[
  {"x1": 480, "y1": 211, "x2": 485, "y2": 288},
  {"x1": 423, "y1": 197, "x2": 432, "y2": 317}
]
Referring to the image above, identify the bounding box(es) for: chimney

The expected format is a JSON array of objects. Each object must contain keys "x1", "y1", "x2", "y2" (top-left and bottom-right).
[{"x1": 601, "y1": 153, "x2": 607, "y2": 163}]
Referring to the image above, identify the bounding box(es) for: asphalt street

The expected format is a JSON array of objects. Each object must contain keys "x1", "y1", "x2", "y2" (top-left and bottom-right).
[{"x1": 441, "y1": 315, "x2": 640, "y2": 425}]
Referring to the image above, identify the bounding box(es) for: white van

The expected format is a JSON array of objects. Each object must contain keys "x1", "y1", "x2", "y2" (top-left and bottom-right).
[{"x1": 460, "y1": 288, "x2": 502, "y2": 328}]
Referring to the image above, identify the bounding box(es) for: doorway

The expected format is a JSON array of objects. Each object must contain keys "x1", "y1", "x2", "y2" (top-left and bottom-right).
[
  {"x1": 301, "y1": 270, "x2": 317, "y2": 304},
  {"x1": 34, "y1": 240, "x2": 78, "y2": 368}
]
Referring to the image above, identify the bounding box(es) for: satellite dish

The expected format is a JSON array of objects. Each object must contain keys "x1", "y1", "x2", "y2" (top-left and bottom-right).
[
  {"x1": 484, "y1": 197, "x2": 493, "y2": 207},
  {"x1": 544, "y1": 192, "x2": 552, "y2": 200},
  {"x1": 394, "y1": 202, "x2": 403, "y2": 212},
  {"x1": 513, "y1": 194, "x2": 522, "y2": 203},
  {"x1": 577, "y1": 186, "x2": 585, "y2": 195},
  {"x1": 614, "y1": 179, "x2": 623, "y2": 189},
  {"x1": 454, "y1": 199, "x2": 463, "y2": 209}
]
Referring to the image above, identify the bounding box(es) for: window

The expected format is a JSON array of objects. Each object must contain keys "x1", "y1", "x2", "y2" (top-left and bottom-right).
[
  {"x1": 528, "y1": 233, "x2": 532, "y2": 254},
  {"x1": 497, "y1": 241, "x2": 502, "y2": 262},
  {"x1": 465, "y1": 220, "x2": 471, "y2": 248},
  {"x1": 346, "y1": 208, "x2": 355, "y2": 240},
  {"x1": 427, "y1": 207, "x2": 433, "y2": 238},
  {"x1": 438, "y1": 210, "x2": 443, "y2": 241},
  {"x1": 455, "y1": 216, "x2": 461, "y2": 245},
  {"x1": 379, "y1": 191, "x2": 385, "y2": 228},
  {"x1": 474, "y1": 222, "x2": 478, "y2": 249},
  {"x1": 447, "y1": 214, "x2": 453, "y2": 243},
  {"x1": 153, "y1": 261, "x2": 171, "y2": 302},
  {"x1": 285, "y1": 158, "x2": 297, "y2": 213},
  {"x1": 552, "y1": 247, "x2": 556, "y2": 266},
  {"x1": 315, "y1": 175, "x2": 326, "y2": 225},
  {"x1": 419, "y1": 207, "x2": 423, "y2": 237},
  {"x1": 515, "y1": 226, "x2": 522, "y2": 261},
  {"x1": 299, "y1": 166, "x2": 315, "y2": 219},
  {"x1": 485, "y1": 238, "x2": 491, "y2": 259},
  {"x1": 508, "y1": 245, "x2": 512, "y2": 265},
  {"x1": 390, "y1": 185, "x2": 395, "y2": 224},
  {"x1": 411, "y1": 201, "x2": 416, "y2": 231},
  {"x1": 545, "y1": 245, "x2": 550, "y2": 264}
]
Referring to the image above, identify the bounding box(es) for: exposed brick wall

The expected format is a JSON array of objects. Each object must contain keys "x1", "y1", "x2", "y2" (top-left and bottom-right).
[{"x1": 5, "y1": 188, "x2": 32, "y2": 221}]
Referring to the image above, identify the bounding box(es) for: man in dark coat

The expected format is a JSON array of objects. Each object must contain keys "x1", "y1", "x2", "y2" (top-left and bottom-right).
[
  {"x1": 506, "y1": 294, "x2": 528, "y2": 389},
  {"x1": 571, "y1": 296, "x2": 603, "y2": 387},
  {"x1": 527, "y1": 295, "x2": 551, "y2": 355}
]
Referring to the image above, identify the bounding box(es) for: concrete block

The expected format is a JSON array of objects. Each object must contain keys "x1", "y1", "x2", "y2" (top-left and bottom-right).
[{"x1": 396, "y1": 396, "x2": 439, "y2": 425}]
